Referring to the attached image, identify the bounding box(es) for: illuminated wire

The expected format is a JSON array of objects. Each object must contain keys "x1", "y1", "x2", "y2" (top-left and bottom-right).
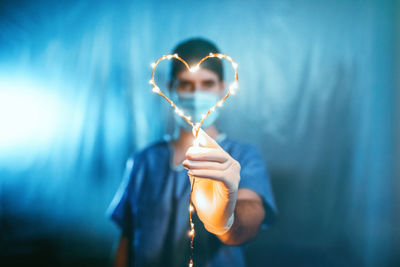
[{"x1": 150, "y1": 52, "x2": 239, "y2": 267}]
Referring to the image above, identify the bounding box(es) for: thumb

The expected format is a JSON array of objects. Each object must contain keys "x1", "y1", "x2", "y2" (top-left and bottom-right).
[{"x1": 194, "y1": 128, "x2": 220, "y2": 149}]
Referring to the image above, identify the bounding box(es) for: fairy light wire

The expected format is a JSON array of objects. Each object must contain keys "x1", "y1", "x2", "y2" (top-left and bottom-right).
[{"x1": 150, "y1": 52, "x2": 239, "y2": 267}]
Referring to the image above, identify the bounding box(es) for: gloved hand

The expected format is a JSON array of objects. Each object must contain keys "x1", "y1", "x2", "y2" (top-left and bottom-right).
[{"x1": 183, "y1": 129, "x2": 241, "y2": 236}]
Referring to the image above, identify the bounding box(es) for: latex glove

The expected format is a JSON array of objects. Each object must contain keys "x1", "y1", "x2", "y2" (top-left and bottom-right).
[{"x1": 183, "y1": 129, "x2": 241, "y2": 235}]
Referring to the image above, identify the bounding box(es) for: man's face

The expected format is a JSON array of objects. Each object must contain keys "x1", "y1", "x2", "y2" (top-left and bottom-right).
[{"x1": 173, "y1": 68, "x2": 225, "y2": 95}]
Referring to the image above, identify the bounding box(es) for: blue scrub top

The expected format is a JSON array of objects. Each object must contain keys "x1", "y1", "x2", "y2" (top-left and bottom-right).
[{"x1": 108, "y1": 135, "x2": 277, "y2": 267}]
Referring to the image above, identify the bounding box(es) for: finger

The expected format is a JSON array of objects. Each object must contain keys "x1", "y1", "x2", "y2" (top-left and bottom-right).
[
  {"x1": 183, "y1": 159, "x2": 227, "y2": 170},
  {"x1": 187, "y1": 169, "x2": 226, "y2": 182},
  {"x1": 195, "y1": 128, "x2": 221, "y2": 149},
  {"x1": 186, "y1": 146, "x2": 227, "y2": 163}
]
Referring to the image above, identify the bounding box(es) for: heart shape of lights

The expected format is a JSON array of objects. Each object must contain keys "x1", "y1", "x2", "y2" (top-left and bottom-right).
[{"x1": 149, "y1": 53, "x2": 238, "y2": 137}]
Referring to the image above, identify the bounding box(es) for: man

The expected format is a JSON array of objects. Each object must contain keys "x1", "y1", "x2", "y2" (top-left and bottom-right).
[{"x1": 108, "y1": 38, "x2": 276, "y2": 267}]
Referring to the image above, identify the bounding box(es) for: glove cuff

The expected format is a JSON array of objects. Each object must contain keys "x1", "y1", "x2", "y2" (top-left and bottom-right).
[{"x1": 204, "y1": 213, "x2": 235, "y2": 236}]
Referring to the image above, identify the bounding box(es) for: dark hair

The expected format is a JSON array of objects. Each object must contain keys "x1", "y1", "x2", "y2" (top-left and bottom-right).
[{"x1": 170, "y1": 38, "x2": 224, "y2": 81}]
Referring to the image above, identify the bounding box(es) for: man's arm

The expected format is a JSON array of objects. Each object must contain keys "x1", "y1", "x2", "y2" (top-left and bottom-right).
[
  {"x1": 114, "y1": 235, "x2": 129, "y2": 267},
  {"x1": 184, "y1": 129, "x2": 269, "y2": 243},
  {"x1": 217, "y1": 188, "x2": 266, "y2": 245}
]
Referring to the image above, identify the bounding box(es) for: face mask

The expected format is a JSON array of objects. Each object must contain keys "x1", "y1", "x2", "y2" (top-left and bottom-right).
[{"x1": 172, "y1": 91, "x2": 220, "y2": 131}]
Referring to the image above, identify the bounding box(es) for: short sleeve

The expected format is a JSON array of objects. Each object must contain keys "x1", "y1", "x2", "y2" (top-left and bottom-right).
[
  {"x1": 237, "y1": 145, "x2": 277, "y2": 229},
  {"x1": 107, "y1": 157, "x2": 135, "y2": 237}
]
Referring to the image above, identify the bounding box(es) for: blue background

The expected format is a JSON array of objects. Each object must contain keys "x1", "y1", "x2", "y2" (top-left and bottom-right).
[{"x1": 0, "y1": 0, "x2": 399, "y2": 266}]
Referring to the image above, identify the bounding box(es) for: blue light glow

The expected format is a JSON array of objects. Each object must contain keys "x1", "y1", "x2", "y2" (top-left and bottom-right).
[{"x1": 0, "y1": 79, "x2": 64, "y2": 152}]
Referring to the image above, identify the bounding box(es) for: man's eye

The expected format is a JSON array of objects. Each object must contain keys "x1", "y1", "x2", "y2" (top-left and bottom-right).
[
  {"x1": 178, "y1": 82, "x2": 193, "y2": 91},
  {"x1": 202, "y1": 81, "x2": 216, "y2": 88}
]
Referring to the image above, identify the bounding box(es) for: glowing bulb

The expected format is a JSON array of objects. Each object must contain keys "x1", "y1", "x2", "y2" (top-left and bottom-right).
[
  {"x1": 231, "y1": 81, "x2": 238, "y2": 89},
  {"x1": 152, "y1": 86, "x2": 160, "y2": 93},
  {"x1": 175, "y1": 107, "x2": 184, "y2": 116},
  {"x1": 167, "y1": 55, "x2": 172, "y2": 59},
  {"x1": 232, "y1": 62, "x2": 238, "y2": 69},
  {"x1": 151, "y1": 62, "x2": 156, "y2": 68},
  {"x1": 174, "y1": 107, "x2": 184, "y2": 116},
  {"x1": 189, "y1": 204, "x2": 194, "y2": 212},
  {"x1": 174, "y1": 53, "x2": 178, "y2": 57},
  {"x1": 226, "y1": 56, "x2": 232, "y2": 61},
  {"x1": 229, "y1": 82, "x2": 239, "y2": 94},
  {"x1": 189, "y1": 65, "x2": 199, "y2": 72},
  {"x1": 217, "y1": 101, "x2": 223, "y2": 107},
  {"x1": 188, "y1": 229, "x2": 194, "y2": 237},
  {"x1": 211, "y1": 107, "x2": 215, "y2": 112},
  {"x1": 187, "y1": 116, "x2": 192, "y2": 121},
  {"x1": 217, "y1": 54, "x2": 223, "y2": 59},
  {"x1": 201, "y1": 114, "x2": 206, "y2": 120},
  {"x1": 149, "y1": 79, "x2": 153, "y2": 84},
  {"x1": 209, "y1": 52, "x2": 214, "y2": 57}
]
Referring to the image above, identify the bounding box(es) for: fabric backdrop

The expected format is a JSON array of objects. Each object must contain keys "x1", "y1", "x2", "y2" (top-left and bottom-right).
[{"x1": 0, "y1": 0, "x2": 399, "y2": 266}]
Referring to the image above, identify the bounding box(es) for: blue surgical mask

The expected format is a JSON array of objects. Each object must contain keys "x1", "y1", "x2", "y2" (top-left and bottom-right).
[{"x1": 173, "y1": 91, "x2": 220, "y2": 131}]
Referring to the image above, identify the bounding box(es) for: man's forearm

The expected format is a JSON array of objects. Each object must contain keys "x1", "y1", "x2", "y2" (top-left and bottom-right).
[{"x1": 217, "y1": 199, "x2": 266, "y2": 245}]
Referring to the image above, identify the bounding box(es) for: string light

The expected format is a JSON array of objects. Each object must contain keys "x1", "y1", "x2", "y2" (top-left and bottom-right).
[{"x1": 150, "y1": 52, "x2": 239, "y2": 267}]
